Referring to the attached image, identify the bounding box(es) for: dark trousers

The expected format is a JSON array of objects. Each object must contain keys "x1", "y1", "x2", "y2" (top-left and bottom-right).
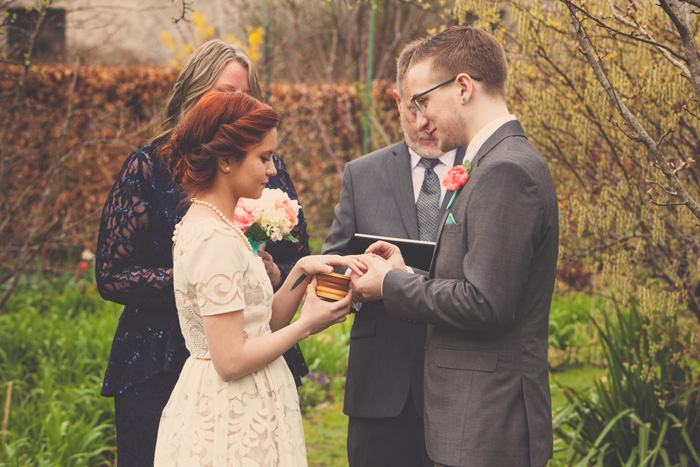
[
  {"x1": 114, "y1": 372, "x2": 179, "y2": 467},
  {"x1": 347, "y1": 391, "x2": 430, "y2": 467}
]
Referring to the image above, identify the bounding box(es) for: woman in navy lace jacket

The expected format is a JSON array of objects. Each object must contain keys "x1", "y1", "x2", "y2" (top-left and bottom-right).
[{"x1": 95, "y1": 41, "x2": 310, "y2": 466}]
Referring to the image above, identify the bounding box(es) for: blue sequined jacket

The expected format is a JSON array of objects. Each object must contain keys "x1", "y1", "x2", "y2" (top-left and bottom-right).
[{"x1": 96, "y1": 145, "x2": 310, "y2": 396}]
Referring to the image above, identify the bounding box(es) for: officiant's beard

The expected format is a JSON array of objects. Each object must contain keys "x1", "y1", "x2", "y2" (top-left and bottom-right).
[{"x1": 402, "y1": 128, "x2": 444, "y2": 159}]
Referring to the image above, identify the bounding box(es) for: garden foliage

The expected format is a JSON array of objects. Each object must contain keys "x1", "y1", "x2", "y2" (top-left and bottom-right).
[
  {"x1": 0, "y1": 272, "x2": 653, "y2": 465},
  {"x1": 548, "y1": 293, "x2": 604, "y2": 370},
  {"x1": 554, "y1": 300, "x2": 700, "y2": 466},
  {"x1": 0, "y1": 274, "x2": 120, "y2": 466},
  {"x1": 453, "y1": 0, "x2": 700, "y2": 317}
]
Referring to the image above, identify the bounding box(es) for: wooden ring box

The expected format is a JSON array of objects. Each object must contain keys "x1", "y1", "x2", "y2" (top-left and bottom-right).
[{"x1": 315, "y1": 273, "x2": 350, "y2": 302}]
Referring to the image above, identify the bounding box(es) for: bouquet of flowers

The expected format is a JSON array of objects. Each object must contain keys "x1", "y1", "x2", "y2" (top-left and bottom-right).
[{"x1": 234, "y1": 188, "x2": 300, "y2": 254}]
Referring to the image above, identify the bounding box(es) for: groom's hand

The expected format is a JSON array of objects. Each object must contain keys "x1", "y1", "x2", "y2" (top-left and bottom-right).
[
  {"x1": 364, "y1": 241, "x2": 407, "y2": 271},
  {"x1": 350, "y1": 255, "x2": 394, "y2": 302}
]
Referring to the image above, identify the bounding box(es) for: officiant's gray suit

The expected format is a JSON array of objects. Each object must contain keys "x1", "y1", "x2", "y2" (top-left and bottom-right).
[
  {"x1": 382, "y1": 121, "x2": 558, "y2": 467},
  {"x1": 323, "y1": 141, "x2": 465, "y2": 466}
]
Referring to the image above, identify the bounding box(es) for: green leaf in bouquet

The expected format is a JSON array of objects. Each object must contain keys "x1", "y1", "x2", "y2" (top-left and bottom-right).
[
  {"x1": 245, "y1": 223, "x2": 270, "y2": 243},
  {"x1": 282, "y1": 233, "x2": 299, "y2": 243}
]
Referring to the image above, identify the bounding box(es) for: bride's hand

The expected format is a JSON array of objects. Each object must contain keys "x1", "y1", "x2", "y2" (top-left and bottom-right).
[
  {"x1": 298, "y1": 277, "x2": 352, "y2": 335},
  {"x1": 297, "y1": 254, "x2": 366, "y2": 277}
]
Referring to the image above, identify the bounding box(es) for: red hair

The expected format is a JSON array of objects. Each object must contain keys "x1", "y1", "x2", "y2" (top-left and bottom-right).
[{"x1": 161, "y1": 91, "x2": 279, "y2": 194}]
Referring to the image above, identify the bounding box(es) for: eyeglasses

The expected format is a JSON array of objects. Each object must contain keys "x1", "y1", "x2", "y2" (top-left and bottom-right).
[{"x1": 410, "y1": 74, "x2": 482, "y2": 115}]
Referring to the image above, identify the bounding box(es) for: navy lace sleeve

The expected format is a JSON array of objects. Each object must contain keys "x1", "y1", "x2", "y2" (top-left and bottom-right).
[
  {"x1": 96, "y1": 145, "x2": 190, "y2": 397},
  {"x1": 95, "y1": 146, "x2": 184, "y2": 307},
  {"x1": 265, "y1": 153, "x2": 311, "y2": 284}
]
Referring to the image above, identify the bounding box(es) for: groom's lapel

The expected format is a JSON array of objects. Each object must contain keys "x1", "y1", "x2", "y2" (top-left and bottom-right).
[
  {"x1": 437, "y1": 145, "x2": 466, "y2": 221},
  {"x1": 428, "y1": 122, "x2": 526, "y2": 275},
  {"x1": 386, "y1": 142, "x2": 420, "y2": 239},
  {"x1": 472, "y1": 120, "x2": 526, "y2": 169},
  {"x1": 428, "y1": 145, "x2": 466, "y2": 274}
]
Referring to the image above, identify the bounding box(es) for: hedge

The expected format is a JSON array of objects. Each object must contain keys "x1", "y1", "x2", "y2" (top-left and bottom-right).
[{"x1": 1, "y1": 64, "x2": 402, "y2": 259}]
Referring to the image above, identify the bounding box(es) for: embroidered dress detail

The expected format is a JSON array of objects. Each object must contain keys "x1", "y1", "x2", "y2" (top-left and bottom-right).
[{"x1": 154, "y1": 218, "x2": 307, "y2": 466}]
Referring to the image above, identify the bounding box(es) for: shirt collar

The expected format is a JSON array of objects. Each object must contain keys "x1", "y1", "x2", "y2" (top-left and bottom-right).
[
  {"x1": 408, "y1": 147, "x2": 458, "y2": 170},
  {"x1": 464, "y1": 114, "x2": 517, "y2": 164}
]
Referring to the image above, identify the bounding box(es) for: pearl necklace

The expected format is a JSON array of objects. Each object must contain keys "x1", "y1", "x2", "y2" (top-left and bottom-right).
[{"x1": 173, "y1": 198, "x2": 252, "y2": 252}]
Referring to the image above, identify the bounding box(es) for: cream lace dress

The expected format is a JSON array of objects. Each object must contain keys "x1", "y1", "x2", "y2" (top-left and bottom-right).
[{"x1": 154, "y1": 217, "x2": 307, "y2": 466}]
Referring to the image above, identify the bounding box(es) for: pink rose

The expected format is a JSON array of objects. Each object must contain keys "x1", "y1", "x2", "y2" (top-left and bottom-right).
[
  {"x1": 442, "y1": 166, "x2": 469, "y2": 191},
  {"x1": 275, "y1": 199, "x2": 298, "y2": 227},
  {"x1": 233, "y1": 202, "x2": 255, "y2": 232}
]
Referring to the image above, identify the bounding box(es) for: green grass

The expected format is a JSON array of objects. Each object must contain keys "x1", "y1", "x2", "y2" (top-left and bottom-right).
[
  {"x1": 1, "y1": 274, "x2": 120, "y2": 466},
  {"x1": 550, "y1": 366, "x2": 604, "y2": 412},
  {"x1": 549, "y1": 367, "x2": 604, "y2": 466},
  {"x1": 303, "y1": 389, "x2": 348, "y2": 467}
]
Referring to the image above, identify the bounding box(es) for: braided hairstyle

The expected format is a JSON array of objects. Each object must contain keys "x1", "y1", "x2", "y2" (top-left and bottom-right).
[{"x1": 161, "y1": 91, "x2": 279, "y2": 195}]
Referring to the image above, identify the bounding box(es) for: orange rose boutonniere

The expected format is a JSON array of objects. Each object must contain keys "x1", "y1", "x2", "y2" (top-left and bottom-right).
[
  {"x1": 442, "y1": 160, "x2": 472, "y2": 210},
  {"x1": 442, "y1": 165, "x2": 470, "y2": 191}
]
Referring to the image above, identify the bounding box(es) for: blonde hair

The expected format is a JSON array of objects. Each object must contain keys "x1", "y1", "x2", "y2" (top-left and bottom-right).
[{"x1": 150, "y1": 40, "x2": 262, "y2": 148}]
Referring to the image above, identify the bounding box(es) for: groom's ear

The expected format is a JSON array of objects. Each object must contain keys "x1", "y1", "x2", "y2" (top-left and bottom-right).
[{"x1": 456, "y1": 73, "x2": 476, "y2": 103}]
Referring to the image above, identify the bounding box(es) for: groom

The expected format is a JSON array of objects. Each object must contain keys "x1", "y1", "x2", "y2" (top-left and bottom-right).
[{"x1": 352, "y1": 26, "x2": 558, "y2": 467}]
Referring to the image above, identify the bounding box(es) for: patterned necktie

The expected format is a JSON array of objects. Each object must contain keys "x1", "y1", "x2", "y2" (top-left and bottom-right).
[{"x1": 416, "y1": 158, "x2": 441, "y2": 241}]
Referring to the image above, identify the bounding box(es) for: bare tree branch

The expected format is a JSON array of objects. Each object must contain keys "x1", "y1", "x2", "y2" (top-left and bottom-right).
[
  {"x1": 606, "y1": 0, "x2": 691, "y2": 79},
  {"x1": 562, "y1": 1, "x2": 686, "y2": 60},
  {"x1": 0, "y1": 3, "x2": 49, "y2": 156},
  {"x1": 659, "y1": 0, "x2": 700, "y2": 98},
  {"x1": 532, "y1": 38, "x2": 637, "y2": 183},
  {"x1": 0, "y1": 273, "x2": 19, "y2": 311},
  {"x1": 171, "y1": 0, "x2": 193, "y2": 24},
  {"x1": 570, "y1": 231, "x2": 648, "y2": 257},
  {"x1": 0, "y1": 58, "x2": 80, "y2": 310},
  {"x1": 562, "y1": 0, "x2": 700, "y2": 222},
  {"x1": 680, "y1": 0, "x2": 700, "y2": 10}
]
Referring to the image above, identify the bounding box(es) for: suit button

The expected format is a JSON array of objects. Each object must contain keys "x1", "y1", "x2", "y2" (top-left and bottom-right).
[{"x1": 424, "y1": 343, "x2": 428, "y2": 351}]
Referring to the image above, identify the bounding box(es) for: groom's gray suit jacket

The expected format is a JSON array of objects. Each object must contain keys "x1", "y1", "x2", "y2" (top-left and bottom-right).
[
  {"x1": 383, "y1": 121, "x2": 558, "y2": 467},
  {"x1": 323, "y1": 141, "x2": 465, "y2": 419}
]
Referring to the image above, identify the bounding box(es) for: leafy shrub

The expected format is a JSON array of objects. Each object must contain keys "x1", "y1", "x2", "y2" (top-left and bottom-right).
[
  {"x1": 0, "y1": 273, "x2": 120, "y2": 466},
  {"x1": 299, "y1": 371, "x2": 333, "y2": 414},
  {"x1": 554, "y1": 300, "x2": 700, "y2": 466},
  {"x1": 548, "y1": 293, "x2": 604, "y2": 371},
  {"x1": 299, "y1": 315, "x2": 352, "y2": 384}
]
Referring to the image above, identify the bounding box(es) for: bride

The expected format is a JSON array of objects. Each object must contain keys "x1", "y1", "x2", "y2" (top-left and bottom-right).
[{"x1": 154, "y1": 90, "x2": 361, "y2": 466}]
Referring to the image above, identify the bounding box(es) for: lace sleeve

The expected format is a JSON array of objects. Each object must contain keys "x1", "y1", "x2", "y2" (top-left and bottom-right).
[
  {"x1": 184, "y1": 223, "x2": 247, "y2": 316},
  {"x1": 95, "y1": 148, "x2": 174, "y2": 306},
  {"x1": 265, "y1": 154, "x2": 311, "y2": 284}
]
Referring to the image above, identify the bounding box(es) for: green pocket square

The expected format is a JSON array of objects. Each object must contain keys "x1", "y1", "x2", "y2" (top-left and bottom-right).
[{"x1": 446, "y1": 213, "x2": 457, "y2": 225}]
